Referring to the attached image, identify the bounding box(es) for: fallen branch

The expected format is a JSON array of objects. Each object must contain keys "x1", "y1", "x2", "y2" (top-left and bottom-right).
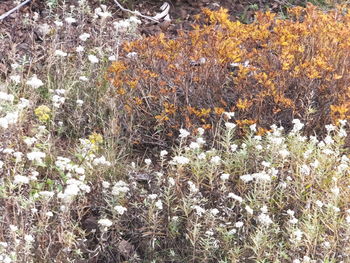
[
  {"x1": 0, "y1": 0, "x2": 32, "y2": 21},
  {"x1": 113, "y1": 0, "x2": 170, "y2": 23}
]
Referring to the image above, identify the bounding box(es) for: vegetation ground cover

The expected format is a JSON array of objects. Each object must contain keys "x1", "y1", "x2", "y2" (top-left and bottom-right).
[{"x1": 1, "y1": 0, "x2": 350, "y2": 262}]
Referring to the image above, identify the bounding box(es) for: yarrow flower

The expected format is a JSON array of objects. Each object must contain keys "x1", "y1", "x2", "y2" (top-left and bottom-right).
[
  {"x1": 79, "y1": 33, "x2": 91, "y2": 41},
  {"x1": 54, "y1": 50, "x2": 68, "y2": 57},
  {"x1": 179, "y1": 128, "x2": 190, "y2": 138},
  {"x1": 14, "y1": 175, "x2": 30, "y2": 184},
  {"x1": 114, "y1": 205, "x2": 127, "y2": 215},
  {"x1": 27, "y1": 151, "x2": 46, "y2": 163},
  {"x1": 98, "y1": 218, "x2": 113, "y2": 228},
  {"x1": 64, "y1": 17, "x2": 76, "y2": 24},
  {"x1": 172, "y1": 156, "x2": 190, "y2": 165},
  {"x1": 26, "y1": 75, "x2": 44, "y2": 89},
  {"x1": 88, "y1": 55, "x2": 99, "y2": 64}
]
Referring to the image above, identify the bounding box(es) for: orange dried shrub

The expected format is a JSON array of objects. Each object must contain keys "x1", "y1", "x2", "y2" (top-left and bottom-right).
[{"x1": 108, "y1": 4, "x2": 350, "y2": 146}]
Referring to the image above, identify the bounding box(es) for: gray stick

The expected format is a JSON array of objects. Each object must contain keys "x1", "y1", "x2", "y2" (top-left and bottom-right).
[{"x1": 0, "y1": 0, "x2": 32, "y2": 21}]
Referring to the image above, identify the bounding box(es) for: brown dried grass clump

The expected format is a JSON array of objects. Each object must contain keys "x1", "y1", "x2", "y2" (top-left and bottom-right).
[{"x1": 108, "y1": 4, "x2": 350, "y2": 146}]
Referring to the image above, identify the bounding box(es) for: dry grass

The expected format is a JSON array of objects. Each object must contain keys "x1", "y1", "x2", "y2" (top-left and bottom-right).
[{"x1": 0, "y1": 2, "x2": 350, "y2": 263}]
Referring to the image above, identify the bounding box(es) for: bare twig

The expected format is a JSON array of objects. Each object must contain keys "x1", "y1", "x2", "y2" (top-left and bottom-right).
[
  {"x1": 113, "y1": 0, "x2": 170, "y2": 23},
  {"x1": 0, "y1": 0, "x2": 32, "y2": 21}
]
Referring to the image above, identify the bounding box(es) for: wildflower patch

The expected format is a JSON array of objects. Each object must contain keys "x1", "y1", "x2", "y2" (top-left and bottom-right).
[{"x1": 108, "y1": 4, "x2": 350, "y2": 145}]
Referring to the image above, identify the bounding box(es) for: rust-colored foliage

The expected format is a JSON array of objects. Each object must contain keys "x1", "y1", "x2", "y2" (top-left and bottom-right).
[{"x1": 108, "y1": 4, "x2": 350, "y2": 145}]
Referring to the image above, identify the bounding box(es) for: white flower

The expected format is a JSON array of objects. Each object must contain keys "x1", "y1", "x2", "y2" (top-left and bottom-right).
[
  {"x1": 27, "y1": 151, "x2": 46, "y2": 163},
  {"x1": 160, "y1": 150, "x2": 168, "y2": 157},
  {"x1": 258, "y1": 213, "x2": 273, "y2": 226},
  {"x1": 54, "y1": 20, "x2": 63, "y2": 27},
  {"x1": 225, "y1": 122, "x2": 236, "y2": 129},
  {"x1": 93, "y1": 156, "x2": 111, "y2": 166},
  {"x1": 168, "y1": 177, "x2": 175, "y2": 186},
  {"x1": 9, "y1": 225, "x2": 18, "y2": 232},
  {"x1": 210, "y1": 156, "x2": 221, "y2": 165},
  {"x1": 228, "y1": 193, "x2": 243, "y2": 202},
  {"x1": 52, "y1": 95, "x2": 65, "y2": 108},
  {"x1": 13, "y1": 152, "x2": 23, "y2": 162},
  {"x1": 155, "y1": 200, "x2": 163, "y2": 210},
  {"x1": 230, "y1": 144, "x2": 238, "y2": 152},
  {"x1": 126, "y1": 52, "x2": 138, "y2": 59},
  {"x1": 46, "y1": 211, "x2": 53, "y2": 217},
  {"x1": 261, "y1": 161, "x2": 271, "y2": 167},
  {"x1": 10, "y1": 75, "x2": 21, "y2": 84},
  {"x1": 144, "y1": 158, "x2": 152, "y2": 165},
  {"x1": 289, "y1": 218, "x2": 298, "y2": 224},
  {"x1": 79, "y1": 76, "x2": 88, "y2": 81},
  {"x1": 210, "y1": 208, "x2": 220, "y2": 216},
  {"x1": 196, "y1": 137, "x2": 206, "y2": 145},
  {"x1": 227, "y1": 228, "x2": 237, "y2": 235},
  {"x1": 98, "y1": 218, "x2": 113, "y2": 228},
  {"x1": 188, "y1": 181, "x2": 199, "y2": 193},
  {"x1": 24, "y1": 235, "x2": 34, "y2": 243},
  {"x1": 26, "y1": 75, "x2": 44, "y2": 89},
  {"x1": 79, "y1": 33, "x2": 91, "y2": 42},
  {"x1": 279, "y1": 149, "x2": 290, "y2": 158},
  {"x1": 293, "y1": 229, "x2": 303, "y2": 241},
  {"x1": 88, "y1": 55, "x2": 99, "y2": 64},
  {"x1": 61, "y1": 184, "x2": 80, "y2": 199},
  {"x1": 74, "y1": 167, "x2": 85, "y2": 175},
  {"x1": 189, "y1": 142, "x2": 200, "y2": 149},
  {"x1": 253, "y1": 172, "x2": 271, "y2": 182},
  {"x1": 54, "y1": 50, "x2": 68, "y2": 57},
  {"x1": 224, "y1": 112, "x2": 235, "y2": 119},
  {"x1": 250, "y1": 123, "x2": 257, "y2": 132},
  {"x1": 235, "y1": 221, "x2": 244, "y2": 228},
  {"x1": 260, "y1": 205, "x2": 268, "y2": 213},
  {"x1": 148, "y1": 194, "x2": 158, "y2": 200},
  {"x1": 64, "y1": 17, "x2": 76, "y2": 24},
  {"x1": 338, "y1": 128, "x2": 347, "y2": 137},
  {"x1": 94, "y1": 5, "x2": 112, "y2": 19},
  {"x1": 220, "y1": 173, "x2": 230, "y2": 181},
  {"x1": 315, "y1": 200, "x2": 324, "y2": 208},
  {"x1": 18, "y1": 98, "x2": 30, "y2": 109},
  {"x1": 331, "y1": 187, "x2": 340, "y2": 196},
  {"x1": 76, "y1": 99, "x2": 84, "y2": 106},
  {"x1": 172, "y1": 156, "x2": 190, "y2": 165},
  {"x1": 0, "y1": 91, "x2": 14, "y2": 102},
  {"x1": 287, "y1": 209, "x2": 295, "y2": 217},
  {"x1": 179, "y1": 128, "x2": 190, "y2": 138},
  {"x1": 0, "y1": 160, "x2": 3, "y2": 169},
  {"x1": 300, "y1": 164, "x2": 310, "y2": 175},
  {"x1": 114, "y1": 205, "x2": 127, "y2": 215},
  {"x1": 192, "y1": 205, "x2": 205, "y2": 216},
  {"x1": 240, "y1": 174, "x2": 254, "y2": 183},
  {"x1": 325, "y1": 124, "x2": 336, "y2": 132},
  {"x1": 76, "y1": 45, "x2": 85, "y2": 52},
  {"x1": 102, "y1": 181, "x2": 110, "y2": 188},
  {"x1": 197, "y1": 153, "x2": 206, "y2": 160},
  {"x1": 197, "y1": 127, "x2": 205, "y2": 135},
  {"x1": 324, "y1": 135, "x2": 334, "y2": 145},
  {"x1": 112, "y1": 181, "x2": 129, "y2": 196},
  {"x1": 292, "y1": 119, "x2": 304, "y2": 132},
  {"x1": 108, "y1": 55, "x2": 116, "y2": 61},
  {"x1": 255, "y1": 144, "x2": 263, "y2": 150},
  {"x1": 39, "y1": 191, "x2": 55, "y2": 198}
]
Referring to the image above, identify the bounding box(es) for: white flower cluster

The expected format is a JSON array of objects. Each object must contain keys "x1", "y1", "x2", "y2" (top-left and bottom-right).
[
  {"x1": 94, "y1": 5, "x2": 112, "y2": 19},
  {"x1": 113, "y1": 16, "x2": 141, "y2": 33},
  {"x1": 57, "y1": 178, "x2": 91, "y2": 203},
  {"x1": 112, "y1": 180, "x2": 129, "y2": 196},
  {"x1": 51, "y1": 89, "x2": 66, "y2": 108},
  {"x1": 0, "y1": 91, "x2": 30, "y2": 129}
]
